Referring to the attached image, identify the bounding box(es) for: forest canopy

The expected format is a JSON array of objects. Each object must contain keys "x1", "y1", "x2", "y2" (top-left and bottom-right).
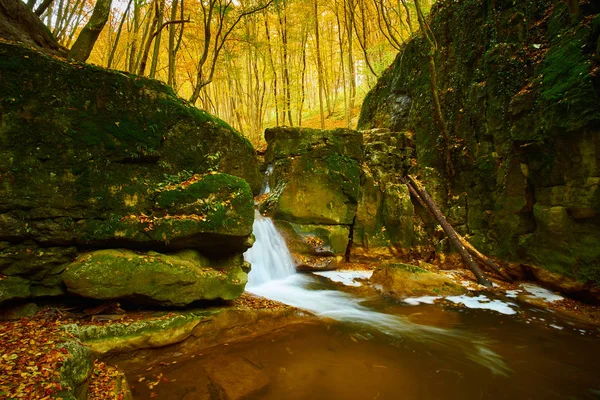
[{"x1": 21, "y1": 0, "x2": 434, "y2": 144}]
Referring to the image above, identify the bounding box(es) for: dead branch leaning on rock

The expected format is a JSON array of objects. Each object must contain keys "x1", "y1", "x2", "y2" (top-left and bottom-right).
[
  {"x1": 405, "y1": 175, "x2": 493, "y2": 288},
  {"x1": 404, "y1": 177, "x2": 513, "y2": 282}
]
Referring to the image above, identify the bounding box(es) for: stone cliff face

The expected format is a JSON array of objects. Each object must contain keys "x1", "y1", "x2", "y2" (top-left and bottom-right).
[
  {"x1": 358, "y1": 0, "x2": 600, "y2": 298},
  {"x1": 0, "y1": 43, "x2": 260, "y2": 305}
]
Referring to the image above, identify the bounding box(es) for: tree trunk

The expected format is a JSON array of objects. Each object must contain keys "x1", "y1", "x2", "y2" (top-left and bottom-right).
[
  {"x1": 407, "y1": 176, "x2": 493, "y2": 288},
  {"x1": 264, "y1": 12, "x2": 279, "y2": 126},
  {"x1": 137, "y1": 0, "x2": 159, "y2": 75},
  {"x1": 107, "y1": 0, "x2": 133, "y2": 68},
  {"x1": 314, "y1": 0, "x2": 325, "y2": 129},
  {"x1": 167, "y1": 0, "x2": 179, "y2": 87},
  {"x1": 0, "y1": 0, "x2": 65, "y2": 54},
  {"x1": 68, "y1": 0, "x2": 113, "y2": 62},
  {"x1": 149, "y1": 0, "x2": 165, "y2": 78}
]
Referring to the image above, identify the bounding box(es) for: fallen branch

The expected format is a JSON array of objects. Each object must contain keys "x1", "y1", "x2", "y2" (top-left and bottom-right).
[
  {"x1": 407, "y1": 175, "x2": 493, "y2": 288},
  {"x1": 405, "y1": 178, "x2": 512, "y2": 282}
]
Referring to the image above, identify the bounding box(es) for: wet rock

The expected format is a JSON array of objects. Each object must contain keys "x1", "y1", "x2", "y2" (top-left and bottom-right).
[
  {"x1": 370, "y1": 262, "x2": 467, "y2": 299},
  {"x1": 64, "y1": 311, "x2": 216, "y2": 354},
  {"x1": 356, "y1": 0, "x2": 600, "y2": 297},
  {"x1": 57, "y1": 340, "x2": 94, "y2": 400}
]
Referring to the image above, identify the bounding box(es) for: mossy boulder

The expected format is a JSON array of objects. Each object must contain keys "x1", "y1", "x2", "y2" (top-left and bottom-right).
[
  {"x1": 370, "y1": 262, "x2": 467, "y2": 299},
  {"x1": 0, "y1": 42, "x2": 259, "y2": 303},
  {"x1": 264, "y1": 127, "x2": 362, "y2": 226},
  {"x1": 76, "y1": 173, "x2": 255, "y2": 255},
  {"x1": 62, "y1": 249, "x2": 249, "y2": 306},
  {"x1": 261, "y1": 127, "x2": 362, "y2": 268},
  {"x1": 56, "y1": 340, "x2": 94, "y2": 400},
  {"x1": 274, "y1": 220, "x2": 350, "y2": 256}
]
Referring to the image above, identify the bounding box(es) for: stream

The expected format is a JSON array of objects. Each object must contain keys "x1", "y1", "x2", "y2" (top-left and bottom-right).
[{"x1": 129, "y1": 212, "x2": 600, "y2": 399}]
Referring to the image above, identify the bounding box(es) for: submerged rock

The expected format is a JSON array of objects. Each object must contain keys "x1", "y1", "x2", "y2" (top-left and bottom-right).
[
  {"x1": 62, "y1": 249, "x2": 249, "y2": 306},
  {"x1": 370, "y1": 262, "x2": 466, "y2": 299},
  {"x1": 204, "y1": 356, "x2": 270, "y2": 400}
]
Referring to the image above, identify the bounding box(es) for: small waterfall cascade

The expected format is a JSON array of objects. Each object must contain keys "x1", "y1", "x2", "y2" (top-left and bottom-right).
[
  {"x1": 243, "y1": 171, "x2": 510, "y2": 377},
  {"x1": 259, "y1": 164, "x2": 274, "y2": 195},
  {"x1": 244, "y1": 210, "x2": 296, "y2": 287}
]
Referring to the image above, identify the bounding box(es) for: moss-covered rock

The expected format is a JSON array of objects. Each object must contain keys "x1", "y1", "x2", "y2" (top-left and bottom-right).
[
  {"x1": 358, "y1": 0, "x2": 600, "y2": 296},
  {"x1": 0, "y1": 43, "x2": 259, "y2": 303},
  {"x1": 261, "y1": 127, "x2": 361, "y2": 268},
  {"x1": 56, "y1": 340, "x2": 94, "y2": 400},
  {"x1": 370, "y1": 262, "x2": 467, "y2": 299},
  {"x1": 62, "y1": 249, "x2": 249, "y2": 306},
  {"x1": 63, "y1": 310, "x2": 216, "y2": 354},
  {"x1": 352, "y1": 130, "x2": 416, "y2": 259},
  {"x1": 274, "y1": 220, "x2": 350, "y2": 256}
]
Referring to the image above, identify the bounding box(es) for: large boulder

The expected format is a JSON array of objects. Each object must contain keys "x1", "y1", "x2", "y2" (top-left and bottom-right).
[
  {"x1": 62, "y1": 249, "x2": 249, "y2": 306},
  {"x1": 0, "y1": 43, "x2": 259, "y2": 303},
  {"x1": 353, "y1": 130, "x2": 417, "y2": 259},
  {"x1": 264, "y1": 127, "x2": 362, "y2": 225}
]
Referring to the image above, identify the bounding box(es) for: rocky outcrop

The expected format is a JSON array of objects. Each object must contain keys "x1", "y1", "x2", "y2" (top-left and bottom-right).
[
  {"x1": 0, "y1": 42, "x2": 259, "y2": 304},
  {"x1": 370, "y1": 262, "x2": 466, "y2": 299},
  {"x1": 357, "y1": 0, "x2": 600, "y2": 300},
  {"x1": 262, "y1": 127, "x2": 362, "y2": 270},
  {"x1": 62, "y1": 249, "x2": 249, "y2": 306}
]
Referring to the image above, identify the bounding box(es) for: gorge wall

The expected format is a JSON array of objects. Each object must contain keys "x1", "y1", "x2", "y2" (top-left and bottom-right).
[{"x1": 358, "y1": 0, "x2": 600, "y2": 298}]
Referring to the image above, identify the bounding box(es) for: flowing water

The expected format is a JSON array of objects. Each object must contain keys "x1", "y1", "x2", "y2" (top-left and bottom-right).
[{"x1": 129, "y1": 214, "x2": 600, "y2": 399}]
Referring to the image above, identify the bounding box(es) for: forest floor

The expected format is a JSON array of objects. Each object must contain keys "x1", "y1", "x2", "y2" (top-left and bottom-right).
[{"x1": 0, "y1": 294, "x2": 295, "y2": 400}]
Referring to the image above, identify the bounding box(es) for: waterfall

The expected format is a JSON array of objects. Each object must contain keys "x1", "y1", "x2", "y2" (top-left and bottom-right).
[
  {"x1": 244, "y1": 210, "x2": 296, "y2": 287},
  {"x1": 243, "y1": 210, "x2": 511, "y2": 377}
]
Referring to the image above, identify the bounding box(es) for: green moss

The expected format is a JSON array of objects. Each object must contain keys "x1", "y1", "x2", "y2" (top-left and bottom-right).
[{"x1": 62, "y1": 249, "x2": 248, "y2": 306}]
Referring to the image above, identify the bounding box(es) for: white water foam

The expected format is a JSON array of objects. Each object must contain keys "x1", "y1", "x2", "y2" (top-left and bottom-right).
[
  {"x1": 313, "y1": 270, "x2": 373, "y2": 287},
  {"x1": 244, "y1": 211, "x2": 296, "y2": 287}
]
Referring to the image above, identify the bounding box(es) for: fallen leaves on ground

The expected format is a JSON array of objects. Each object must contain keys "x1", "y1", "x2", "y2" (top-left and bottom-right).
[
  {"x1": 0, "y1": 316, "x2": 72, "y2": 399},
  {"x1": 87, "y1": 361, "x2": 128, "y2": 400}
]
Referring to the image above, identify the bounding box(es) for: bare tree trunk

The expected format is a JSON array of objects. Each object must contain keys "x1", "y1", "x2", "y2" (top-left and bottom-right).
[
  {"x1": 167, "y1": 0, "x2": 179, "y2": 86},
  {"x1": 128, "y1": 0, "x2": 141, "y2": 72},
  {"x1": 344, "y1": 0, "x2": 356, "y2": 119},
  {"x1": 298, "y1": 25, "x2": 308, "y2": 127},
  {"x1": 334, "y1": 0, "x2": 350, "y2": 128},
  {"x1": 138, "y1": 0, "x2": 159, "y2": 75},
  {"x1": 107, "y1": 0, "x2": 133, "y2": 68},
  {"x1": 278, "y1": 1, "x2": 293, "y2": 126},
  {"x1": 34, "y1": 0, "x2": 54, "y2": 16},
  {"x1": 407, "y1": 176, "x2": 492, "y2": 287},
  {"x1": 314, "y1": 0, "x2": 325, "y2": 129},
  {"x1": 0, "y1": 0, "x2": 64, "y2": 54},
  {"x1": 264, "y1": 12, "x2": 279, "y2": 126},
  {"x1": 68, "y1": 0, "x2": 113, "y2": 62},
  {"x1": 405, "y1": 178, "x2": 513, "y2": 282},
  {"x1": 149, "y1": 0, "x2": 165, "y2": 78}
]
